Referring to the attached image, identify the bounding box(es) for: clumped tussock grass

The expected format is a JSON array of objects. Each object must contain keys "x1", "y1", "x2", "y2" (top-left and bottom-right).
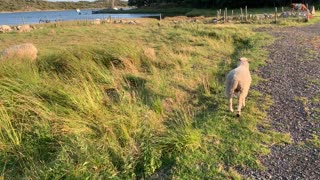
[
  {"x1": 0, "y1": 19, "x2": 290, "y2": 178},
  {"x1": 1, "y1": 43, "x2": 38, "y2": 62},
  {"x1": 186, "y1": 8, "x2": 278, "y2": 17}
]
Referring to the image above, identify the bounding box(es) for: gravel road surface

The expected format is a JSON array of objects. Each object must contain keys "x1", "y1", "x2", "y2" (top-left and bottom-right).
[{"x1": 243, "y1": 23, "x2": 320, "y2": 179}]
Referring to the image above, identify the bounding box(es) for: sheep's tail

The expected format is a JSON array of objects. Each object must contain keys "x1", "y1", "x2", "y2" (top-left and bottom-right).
[{"x1": 225, "y1": 78, "x2": 239, "y2": 98}]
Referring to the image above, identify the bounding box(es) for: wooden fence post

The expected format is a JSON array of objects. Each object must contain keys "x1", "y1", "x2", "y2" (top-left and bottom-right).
[
  {"x1": 275, "y1": 7, "x2": 278, "y2": 23},
  {"x1": 225, "y1": 8, "x2": 228, "y2": 21},
  {"x1": 240, "y1": 8, "x2": 243, "y2": 21},
  {"x1": 311, "y1": 6, "x2": 315, "y2": 15},
  {"x1": 245, "y1": 6, "x2": 248, "y2": 21}
]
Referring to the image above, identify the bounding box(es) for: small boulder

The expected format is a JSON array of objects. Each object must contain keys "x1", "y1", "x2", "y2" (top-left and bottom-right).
[
  {"x1": 17, "y1": 24, "x2": 31, "y2": 33},
  {"x1": 1, "y1": 43, "x2": 38, "y2": 61},
  {"x1": 92, "y1": 19, "x2": 101, "y2": 25},
  {"x1": 0, "y1": 25, "x2": 12, "y2": 33}
]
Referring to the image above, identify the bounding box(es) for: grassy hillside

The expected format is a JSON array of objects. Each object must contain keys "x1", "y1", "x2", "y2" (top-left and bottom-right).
[
  {"x1": 0, "y1": 19, "x2": 292, "y2": 178},
  {"x1": 93, "y1": 7, "x2": 279, "y2": 17}
]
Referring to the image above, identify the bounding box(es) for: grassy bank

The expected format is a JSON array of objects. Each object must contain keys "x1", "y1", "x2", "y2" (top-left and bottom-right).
[
  {"x1": 0, "y1": 19, "x2": 291, "y2": 178},
  {"x1": 93, "y1": 7, "x2": 278, "y2": 17},
  {"x1": 92, "y1": 7, "x2": 192, "y2": 17}
]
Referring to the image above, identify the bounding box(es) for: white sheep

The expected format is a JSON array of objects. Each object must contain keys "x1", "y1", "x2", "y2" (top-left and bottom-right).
[
  {"x1": 225, "y1": 57, "x2": 252, "y2": 116},
  {"x1": 1, "y1": 43, "x2": 38, "y2": 61}
]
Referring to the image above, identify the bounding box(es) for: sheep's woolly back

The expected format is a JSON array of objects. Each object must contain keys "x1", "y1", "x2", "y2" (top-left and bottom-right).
[
  {"x1": 225, "y1": 69, "x2": 237, "y2": 97},
  {"x1": 225, "y1": 57, "x2": 252, "y2": 97},
  {"x1": 1, "y1": 43, "x2": 38, "y2": 61}
]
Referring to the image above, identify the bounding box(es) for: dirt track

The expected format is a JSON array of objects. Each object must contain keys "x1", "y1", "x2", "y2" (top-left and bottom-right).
[{"x1": 243, "y1": 24, "x2": 320, "y2": 179}]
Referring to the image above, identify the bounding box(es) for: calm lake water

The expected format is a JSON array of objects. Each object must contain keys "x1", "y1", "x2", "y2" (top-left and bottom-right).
[{"x1": 0, "y1": 9, "x2": 159, "y2": 25}]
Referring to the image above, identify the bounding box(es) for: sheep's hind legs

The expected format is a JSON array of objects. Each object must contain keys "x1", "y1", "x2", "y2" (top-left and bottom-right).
[
  {"x1": 237, "y1": 96, "x2": 245, "y2": 117},
  {"x1": 229, "y1": 98, "x2": 234, "y2": 112}
]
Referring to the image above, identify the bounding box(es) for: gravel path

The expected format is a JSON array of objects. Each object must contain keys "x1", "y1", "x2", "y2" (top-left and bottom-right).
[{"x1": 243, "y1": 24, "x2": 320, "y2": 179}]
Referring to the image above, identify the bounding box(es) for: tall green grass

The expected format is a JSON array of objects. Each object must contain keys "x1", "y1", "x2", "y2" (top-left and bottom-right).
[{"x1": 0, "y1": 19, "x2": 290, "y2": 178}]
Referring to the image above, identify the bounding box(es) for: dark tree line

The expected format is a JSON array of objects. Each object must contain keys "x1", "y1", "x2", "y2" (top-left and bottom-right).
[{"x1": 128, "y1": 0, "x2": 320, "y2": 8}]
